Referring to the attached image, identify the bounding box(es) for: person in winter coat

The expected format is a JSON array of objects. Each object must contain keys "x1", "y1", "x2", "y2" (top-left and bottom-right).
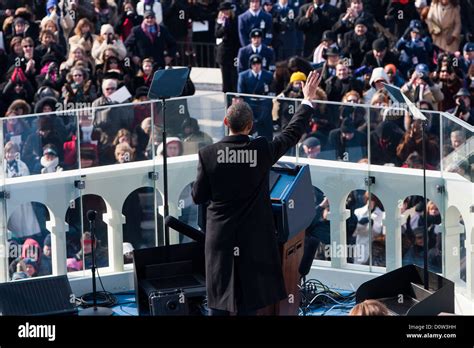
[
  {"x1": 425, "y1": 0, "x2": 461, "y2": 53},
  {"x1": 191, "y1": 71, "x2": 322, "y2": 315}
]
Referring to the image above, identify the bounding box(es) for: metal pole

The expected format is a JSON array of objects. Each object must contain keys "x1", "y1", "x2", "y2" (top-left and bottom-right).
[{"x1": 422, "y1": 121, "x2": 429, "y2": 290}]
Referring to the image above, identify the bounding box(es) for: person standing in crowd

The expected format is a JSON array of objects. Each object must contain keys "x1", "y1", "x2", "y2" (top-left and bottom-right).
[
  {"x1": 237, "y1": 54, "x2": 274, "y2": 140},
  {"x1": 449, "y1": 88, "x2": 474, "y2": 125},
  {"x1": 296, "y1": 0, "x2": 340, "y2": 58},
  {"x1": 401, "y1": 63, "x2": 444, "y2": 109},
  {"x1": 340, "y1": 18, "x2": 376, "y2": 68},
  {"x1": 116, "y1": 1, "x2": 144, "y2": 41},
  {"x1": 362, "y1": 38, "x2": 399, "y2": 70},
  {"x1": 215, "y1": 1, "x2": 240, "y2": 93},
  {"x1": 272, "y1": 0, "x2": 299, "y2": 60},
  {"x1": 136, "y1": 0, "x2": 163, "y2": 24},
  {"x1": 395, "y1": 22, "x2": 432, "y2": 76},
  {"x1": 237, "y1": 28, "x2": 275, "y2": 73},
  {"x1": 238, "y1": 0, "x2": 273, "y2": 47},
  {"x1": 313, "y1": 30, "x2": 338, "y2": 65},
  {"x1": 425, "y1": 0, "x2": 461, "y2": 54},
  {"x1": 125, "y1": 10, "x2": 177, "y2": 69},
  {"x1": 325, "y1": 62, "x2": 364, "y2": 102},
  {"x1": 332, "y1": 0, "x2": 374, "y2": 37}
]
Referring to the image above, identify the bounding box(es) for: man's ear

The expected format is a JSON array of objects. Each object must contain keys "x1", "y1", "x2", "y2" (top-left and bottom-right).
[
  {"x1": 223, "y1": 117, "x2": 230, "y2": 127},
  {"x1": 245, "y1": 121, "x2": 253, "y2": 134}
]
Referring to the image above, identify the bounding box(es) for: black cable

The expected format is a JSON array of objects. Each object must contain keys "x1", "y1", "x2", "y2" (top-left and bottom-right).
[{"x1": 77, "y1": 266, "x2": 118, "y2": 308}]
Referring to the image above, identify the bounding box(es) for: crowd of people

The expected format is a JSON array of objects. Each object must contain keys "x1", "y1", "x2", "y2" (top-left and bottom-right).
[{"x1": 1, "y1": 0, "x2": 471, "y2": 279}]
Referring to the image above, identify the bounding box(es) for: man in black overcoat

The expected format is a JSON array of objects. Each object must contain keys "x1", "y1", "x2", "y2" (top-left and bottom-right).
[{"x1": 192, "y1": 71, "x2": 321, "y2": 315}]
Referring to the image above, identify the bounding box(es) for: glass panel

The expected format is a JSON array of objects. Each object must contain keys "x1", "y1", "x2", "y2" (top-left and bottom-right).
[
  {"x1": 157, "y1": 94, "x2": 225, "y2": 245},
  {"x1": 2, "y1": 111, "x2": 81, "y2": 281},
  {"x1": 440, "y1": 114, "x2": 473, "y2": 285}
]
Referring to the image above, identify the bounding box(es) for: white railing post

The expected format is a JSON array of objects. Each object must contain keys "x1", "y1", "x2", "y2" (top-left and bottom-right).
[
  {"x1": 46, "y1": 217, "x2": 67, "y2": 276},
  {"x1": 102, "y1": 210, "x2": 126, "y2": 273},
  {"x1": 384, "y1": 202, "x2": 403, "y2": 272}
]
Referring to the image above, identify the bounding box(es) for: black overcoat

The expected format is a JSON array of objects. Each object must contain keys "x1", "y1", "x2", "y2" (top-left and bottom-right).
[{"x1": 192, "y1": 104, "x2": 313, "y2": 312}]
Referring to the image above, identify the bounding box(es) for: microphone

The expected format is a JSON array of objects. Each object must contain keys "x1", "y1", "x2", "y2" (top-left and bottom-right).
[
  {"x1": 165, "y1": 216, "x2": 205, "y2": 244},
  {"x1": 87, "y1": 210, "x2": 97, "y2": 222},
  {"x1": 298, "y1": 235, "x2": 320, "y2": 277}
]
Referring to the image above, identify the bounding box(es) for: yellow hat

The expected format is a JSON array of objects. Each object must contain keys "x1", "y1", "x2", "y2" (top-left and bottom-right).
[{"x1": 290, "y1": 72, "x2": 307, "y2": 84}]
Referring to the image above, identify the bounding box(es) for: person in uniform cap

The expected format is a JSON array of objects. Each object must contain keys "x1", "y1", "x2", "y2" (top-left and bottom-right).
[
  {"x1": 237, "y1": 28, "x2": 275, "y2": 73},
  {"x1": 238, "y1": 0, "x2": 273, "y2": 47},
  {"x1": 237, "y1": 53, "x2": 274, "y2": 140}
]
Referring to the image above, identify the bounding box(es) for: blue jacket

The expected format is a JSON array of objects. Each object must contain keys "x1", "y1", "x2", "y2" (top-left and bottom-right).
[
  {"x1": 238, "y1": 9, "x2": 273, "y2": 47},
  {"x1": 237, "y1": 69, "x2": 274, "y2": 95},
  {"x1": 237, "y1": 44, "x2": 275, "y2": 72}
]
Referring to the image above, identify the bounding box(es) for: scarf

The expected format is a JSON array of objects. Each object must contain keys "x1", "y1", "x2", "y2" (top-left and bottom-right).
[
  {"x1": 141, "y1": 22, "x2": 159, "y2": 42},
  {"x1": 6, "y1": 160, "x2": 19, "y2": 177}
]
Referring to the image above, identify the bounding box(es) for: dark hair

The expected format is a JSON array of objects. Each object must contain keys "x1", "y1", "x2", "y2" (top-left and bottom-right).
[{"x1": 225, "y1": 102, "x2": 253, "y2": 133}]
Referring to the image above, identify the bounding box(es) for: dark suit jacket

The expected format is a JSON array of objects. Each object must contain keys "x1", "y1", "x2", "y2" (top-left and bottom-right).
[
  {"x1": 237, "y1": 69, "x2": 273, "y2": 95},
  {"x1": 124, "y1": 24, "x2": 177, "y2": 68},
  {"x1": 237, "y1": 44, "x2": 275, "y2": 72},
  {"x1": 238, "y1": 9, "x2": 273, "y2": 47},
  {"x1": 215, "y1": 17, "x2": 240, "y2": 65},
  {"x1": 192, "y1": 103, "x2": 314, "y2": 312}
]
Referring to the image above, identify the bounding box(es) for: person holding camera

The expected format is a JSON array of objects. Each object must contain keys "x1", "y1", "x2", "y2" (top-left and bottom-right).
[
  {"x1": 401, "y1": 63, "x2": 444, "y2": 110},
  {"x1": 116, "y1": 1, "x2": 144, "y2": 41},
  {"x1": 449, "y1": 88, "x2": 474, "y2": 125},
  {"x1": 69, "y1": 19, "x2": 98, "y2": 56},
  {"x1": 92, "y1": 24, "x2": 127, "y2": 65}
]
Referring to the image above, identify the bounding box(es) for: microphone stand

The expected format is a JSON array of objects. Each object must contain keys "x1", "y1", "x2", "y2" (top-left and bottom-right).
[{"x1": 79, "y1": 210, "x2": 113, "y2": 316}]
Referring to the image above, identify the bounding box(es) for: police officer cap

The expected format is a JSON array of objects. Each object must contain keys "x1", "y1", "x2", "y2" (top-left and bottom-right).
[
  {"x1": 250, "y1": 28, "x2": 263, "y2": 38},
  {"x1": 464, "y1": 42, "x2": 474, "y2": 53},
  {"x1": 249, "y1": 54, "x2": 263, "y2": 65}
]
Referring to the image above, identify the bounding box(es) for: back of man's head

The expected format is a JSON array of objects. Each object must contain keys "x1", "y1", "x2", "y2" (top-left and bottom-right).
[{"x1": 225, "y1": 102, "x2": 254, "y2": 133}]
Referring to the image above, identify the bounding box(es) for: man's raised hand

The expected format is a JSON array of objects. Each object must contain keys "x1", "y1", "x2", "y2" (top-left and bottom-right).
[{"x1": 302, "y1": 71, "x2": 321, "y2": 102}]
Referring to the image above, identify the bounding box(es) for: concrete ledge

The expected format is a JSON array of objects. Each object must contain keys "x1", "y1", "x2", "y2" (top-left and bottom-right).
[{"x1": 189, "y1": 67, "x2": 222, "y2": 91}]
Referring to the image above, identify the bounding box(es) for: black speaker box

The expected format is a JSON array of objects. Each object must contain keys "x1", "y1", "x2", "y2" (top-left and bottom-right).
[
  {"x1": 356, "y1": 264, "x2": 455, "y2": 316},
  {"x1": 0, "y1": 275, "x2": 77, "y2": 316}
]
